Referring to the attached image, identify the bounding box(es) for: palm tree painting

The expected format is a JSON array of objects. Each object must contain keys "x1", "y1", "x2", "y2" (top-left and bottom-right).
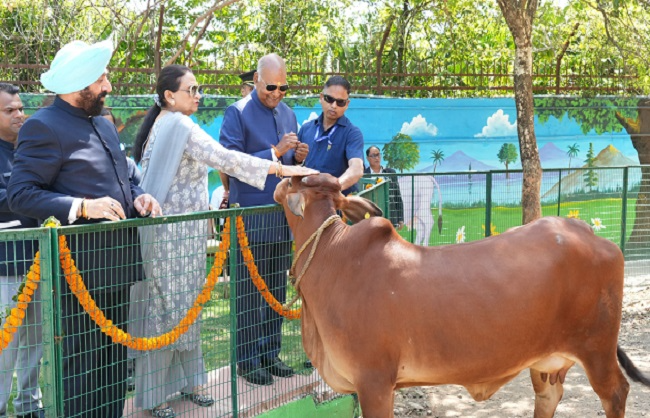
[{"x1": 566, "y1": 143, "x2": 580, "y2": 170}]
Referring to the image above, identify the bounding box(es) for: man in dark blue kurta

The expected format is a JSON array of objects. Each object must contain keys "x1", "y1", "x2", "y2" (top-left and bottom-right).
[
  {"x1": 0, "y1": 83, "x2": 43, "y2": 418},
  {"x1": 297, "y1": 76, "x2": 364, "y2": 195},
  {"x1": 7, "y1": 40, "x2": 161, "y2": 418},
  {"x1": 219, "y1": 53, "x2": 303, "y2": 386}
]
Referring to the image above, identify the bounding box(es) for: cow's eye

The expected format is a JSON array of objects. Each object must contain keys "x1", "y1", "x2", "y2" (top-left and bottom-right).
[{"x1": 288, "y1": 180, "x2": 292, "y2": 188}]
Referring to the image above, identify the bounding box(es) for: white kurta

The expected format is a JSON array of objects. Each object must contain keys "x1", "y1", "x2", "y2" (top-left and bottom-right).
[{"x1": 131, "y1": 113, "x2": 271, "y2": 409}]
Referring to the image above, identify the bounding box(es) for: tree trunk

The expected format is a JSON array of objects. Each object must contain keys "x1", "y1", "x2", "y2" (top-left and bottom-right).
[
  {"x1": 497, "y1": 0, "x2": 542, "y2": 224},
  {"x1": 616, "y1": 98, "x2": 650, "y2": 258},
  {"x1": 555, "y1": 23, "x2": 580, "y2": 94},
  {"x1": 513, "y1": 45, "x2": 542, "y2": 223},
  {"x1": 376, "y1": 15, "x2": 395, "y2": 96}
]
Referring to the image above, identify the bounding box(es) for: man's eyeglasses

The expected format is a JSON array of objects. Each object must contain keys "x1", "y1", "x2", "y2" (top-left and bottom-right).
[
  {"x1": 368, "y1": 153, "x2": 380, "y2": 158},
  {"x1": 180, "y1": 85, "x2": 203, "y2": 96},
  {"x1": 259, "y1": 79, "x2": 289, "y2": 92},
  {"x1": 323, "y1": 94, "x2": 349, "y2": 107}
]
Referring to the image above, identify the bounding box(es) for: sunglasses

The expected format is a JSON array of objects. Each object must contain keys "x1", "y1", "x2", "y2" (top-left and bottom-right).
[
  {"x1": 323, "y1": 94, "x2": 349, "y2": 107},
  {"x1": 259, "y1": 79, "x2": 289, "y2": 92},
  {"x1": 180, "y1": 85, "x2": 203, "y2": 96},
  {"x1": 368, "y1": 153, "x2": 380, "y2": 158}
]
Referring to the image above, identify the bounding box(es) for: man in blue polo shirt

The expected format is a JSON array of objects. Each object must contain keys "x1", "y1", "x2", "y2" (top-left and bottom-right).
[{"x1": 297, "y1": 75, "x2": 364, "y2": 195}]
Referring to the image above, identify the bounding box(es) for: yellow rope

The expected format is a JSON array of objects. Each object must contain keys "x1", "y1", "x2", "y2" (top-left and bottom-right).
[{"x1": 288, "y1": 215, "x2": 340, "y2": 290}]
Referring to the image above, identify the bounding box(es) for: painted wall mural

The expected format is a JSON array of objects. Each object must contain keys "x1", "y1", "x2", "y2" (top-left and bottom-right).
[{"x1": 21, "y1": 94, "x2": 643, "y2": 194}]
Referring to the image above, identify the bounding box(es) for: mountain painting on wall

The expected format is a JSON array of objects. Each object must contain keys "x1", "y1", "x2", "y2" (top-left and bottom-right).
[{"x1": 542, "y1": 145, "x2": 640, "y2": 198}]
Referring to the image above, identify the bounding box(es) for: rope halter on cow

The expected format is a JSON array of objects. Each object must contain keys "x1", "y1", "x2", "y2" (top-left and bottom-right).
[{"x1": 285, "y1": 214, "x2": 340, "y2": 308}]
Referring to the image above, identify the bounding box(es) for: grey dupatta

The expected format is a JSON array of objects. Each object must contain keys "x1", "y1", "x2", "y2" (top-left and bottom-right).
[{"x1": 130, "y1": 112, "x2": 193, "y2": 344}]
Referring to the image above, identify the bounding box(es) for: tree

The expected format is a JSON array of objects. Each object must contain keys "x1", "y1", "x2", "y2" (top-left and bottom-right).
[
  {"x1": 497, "y1": 143, "x2": 518, "y2": 179},
  {"x1": 566, "y1": 143, "x2": 580, "y2": 170},
  {"x1": 382, "y1": 133, "x2": 419, "y2": 173},
  {"x1": 496, "y1": 0, "x2": 542, "y2": 224},
  {"x1": 583, "y1": 142, "x2": 598, "y2": 192},
  {"x1": 430, "y1": 149, "x2": 445, "y2": 173}
]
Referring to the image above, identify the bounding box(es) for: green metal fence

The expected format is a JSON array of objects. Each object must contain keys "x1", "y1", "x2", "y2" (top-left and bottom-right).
[
  {"x1": 363, "y1": 165, "x2": 650, "y2": 261},
  {"x1": 1, "y1": 167, "x2": 649, "y2": 417},
  {"x1": 2, "y1": 200, "x2": 376, "y2": 418}
]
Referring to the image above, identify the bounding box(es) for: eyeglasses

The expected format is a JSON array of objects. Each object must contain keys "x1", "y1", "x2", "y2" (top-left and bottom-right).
[
  {"x1": 180, "y1": 85, "x2": 203, "y2": 96},
  {"x1": 368, "y1": 153, "x2": 380, "y2": 158},
  {"x1": 323, "y1": 94, "x2": 349, "y2": 107},
  {"x1": 259, "y1": 78, "x2": 289, "y2": 92}
]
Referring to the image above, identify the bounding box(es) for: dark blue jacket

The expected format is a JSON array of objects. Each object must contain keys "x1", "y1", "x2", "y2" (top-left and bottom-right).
[
  {"x1": 8, "y1": 97, "x2": 145, "y2": 292},
  {"x1": 0, "y1": 138, "x2": 37, "y2": 276},
  {"x1": 219, "y1": 91, "x2": 297, "y2": 242}
]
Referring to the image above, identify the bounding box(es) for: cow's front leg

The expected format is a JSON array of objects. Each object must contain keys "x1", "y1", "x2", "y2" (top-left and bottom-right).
[{"x1": 355, "y1": 376, "x2": 395, "y2": 418}]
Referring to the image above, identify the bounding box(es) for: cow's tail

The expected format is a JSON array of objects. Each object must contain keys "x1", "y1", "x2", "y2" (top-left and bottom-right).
[{"x1": 617, "y1": 345, "x2": 650, "y2": 386}]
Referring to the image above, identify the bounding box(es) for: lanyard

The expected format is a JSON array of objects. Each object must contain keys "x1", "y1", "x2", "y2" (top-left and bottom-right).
[{"x1": 313, "y1": 125, "x2": 338, "y2": 148}]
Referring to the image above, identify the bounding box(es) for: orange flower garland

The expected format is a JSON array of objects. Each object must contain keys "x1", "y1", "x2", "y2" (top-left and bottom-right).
[
  {"x1": 0, "y1": 254, "x2": 41, "y2": 354},
  {"x1": 235, "y1": 216, "x2": 301, "y2": 320},
  {"x1": 59, "y1": 218, "x2": 231, "y2": 350},
  {"x1": 2, "y1": 214, "x2": 301, "y2": 355}
]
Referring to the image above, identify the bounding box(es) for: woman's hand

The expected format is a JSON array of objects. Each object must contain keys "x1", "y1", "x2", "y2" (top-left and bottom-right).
[{"x1": 282, "y1": 165, "x2": 319, "y2": 177}]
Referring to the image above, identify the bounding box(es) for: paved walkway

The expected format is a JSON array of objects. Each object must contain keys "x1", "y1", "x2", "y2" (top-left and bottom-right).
[{"x1": 123, "y1": 365, "x2": 329, "y2": 417}]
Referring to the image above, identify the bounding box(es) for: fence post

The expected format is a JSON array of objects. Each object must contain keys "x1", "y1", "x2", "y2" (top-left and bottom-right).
[
  {"x1": 410, "y1": 176, "x2": 415, "y2": 243},
  {"x1": 228, "y1": 214, "x2": 239, "y2": 417},
  {"x1": 49, "y1": 228, "x2": 64, "y2": 418},
  {"x1": 485, "y1": 172, "x2": 493, "y2": 237},
  {"x1": 620, "y1": 167, "x2": 629, "y2": 255},
  {"x1": 557, "y1": 168, "x2": 562, "y2": 216}
]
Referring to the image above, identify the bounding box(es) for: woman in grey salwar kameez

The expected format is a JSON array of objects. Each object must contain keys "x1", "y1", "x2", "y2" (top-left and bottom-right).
[{"x1": 129, "y1": 65, "x2": 316, "y2": 417}]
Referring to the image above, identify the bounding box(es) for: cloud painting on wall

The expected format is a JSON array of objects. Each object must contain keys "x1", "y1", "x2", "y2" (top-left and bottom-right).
[
  {"x1": 474, "y1": 109, "x2": 517, "y2": 138},
  {"x1": 400, "y1": 114, "x2": 438, "y2": 137}
]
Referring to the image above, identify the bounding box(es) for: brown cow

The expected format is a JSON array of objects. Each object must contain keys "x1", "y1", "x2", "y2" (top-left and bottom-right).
[{"x1": 273, "y1": 173, "x2": 650, "y2": 418}]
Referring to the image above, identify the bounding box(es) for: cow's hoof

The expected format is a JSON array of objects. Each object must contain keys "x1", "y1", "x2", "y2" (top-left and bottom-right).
[
  {"x1": 237, "y1": 365, "x2": 274, "y2": 385},
  {"x1": 262, "y1": 357, "x2": 295, "y2": 378}
]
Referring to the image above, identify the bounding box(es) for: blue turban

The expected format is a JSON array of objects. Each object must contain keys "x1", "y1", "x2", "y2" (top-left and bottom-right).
[{"x1": 40, "y1": 39, "x2": 113, "y2": 94}]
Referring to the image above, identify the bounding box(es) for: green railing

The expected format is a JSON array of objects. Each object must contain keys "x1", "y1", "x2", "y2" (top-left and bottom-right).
[
  {"x1": 2, "y1": 166, "x2": 649, "y2": 417},
  {"x1": 2, "y1": 202, "x2": 368, "y2": 418},
  {"x1": 362, "y1": 165, "x2": 650, "y2": 261}
]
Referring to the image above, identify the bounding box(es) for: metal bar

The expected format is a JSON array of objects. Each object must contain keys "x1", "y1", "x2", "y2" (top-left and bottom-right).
[
  {"x1": 557, "y1": 168, "x2": 562, "y2": 216},
  {"x1": 50, "y1": 228, "x2": 64, "y2": 418},
  {"x1": 485, "y1": 172, "x2": 492, "y2": 237},
  {"x1": 620, "y1": 166, "x2": 629, "y2": 254},
  {"x1": 228, "y1": 213, "x2": 239, "y2": 417}
]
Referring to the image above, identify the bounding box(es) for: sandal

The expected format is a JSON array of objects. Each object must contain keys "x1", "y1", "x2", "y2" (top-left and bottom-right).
[
  {"x1": 182, "y1": 391, "x2": 215, "y2": 407},
  {"x1": 151, "y1": 405, "x2": 176, "y2": 418}
]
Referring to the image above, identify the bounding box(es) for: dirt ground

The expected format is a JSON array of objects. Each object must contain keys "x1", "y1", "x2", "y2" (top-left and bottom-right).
[{"x1": 393, "y1": 273, "x2": 650, "y2": 418}]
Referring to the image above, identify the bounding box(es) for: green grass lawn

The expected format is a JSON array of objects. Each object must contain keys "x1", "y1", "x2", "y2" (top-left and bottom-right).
[
  {"x1": 200, "y1": 279, "x2": 310, "y2": 374},
  {"x1": 399, "y1": 197, "x2": 636, "y2": 248}
]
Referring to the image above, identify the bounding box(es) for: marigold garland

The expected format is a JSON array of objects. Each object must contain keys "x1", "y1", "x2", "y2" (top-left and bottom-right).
[
  {"x1": 0, "y1": 254, "x2": 41, "y2": 354},
  {"x1": 235, "y1": 216, "x2": 301, "y2": 320},
  {"x1": 59, "y1": 218, "x2": 231, "y2": 350},
  {"x1": 1, "y1": 214, "x2": 301, "y2": 354}
]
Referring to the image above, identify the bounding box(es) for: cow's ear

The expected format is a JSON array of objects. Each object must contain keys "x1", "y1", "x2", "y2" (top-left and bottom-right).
[
  {"x1": 338, "y1": 195, "x2": 383, "y2": 224},
  {"x1": 287, "y1": 192, "x2": 305, "y2": 218}
]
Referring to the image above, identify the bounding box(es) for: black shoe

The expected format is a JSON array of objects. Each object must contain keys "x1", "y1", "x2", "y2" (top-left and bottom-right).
[
  {"x1": 237, "y1": 365, "x2": 273, "y2": 385},
  {"x1": 261, "y1": 357, "x2": 295, "y2": 378},
  {"x1": 17, "y1": 410, "x2": 45, "y2": 418},
  {"x1": 181, "y1": 391, "x2": 215, "y2": 407},
  {"x1": 126, "y1": 375, "x2": 135, "y2": 392},
  {"x1": 303, "y1": 360, "x2": 313, "y2": 369}
]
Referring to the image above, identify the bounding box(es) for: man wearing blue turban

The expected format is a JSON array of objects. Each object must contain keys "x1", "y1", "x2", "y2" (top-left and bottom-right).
[{"x1": 8, "y1": 39, "x2": 162, "y2": 418}]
